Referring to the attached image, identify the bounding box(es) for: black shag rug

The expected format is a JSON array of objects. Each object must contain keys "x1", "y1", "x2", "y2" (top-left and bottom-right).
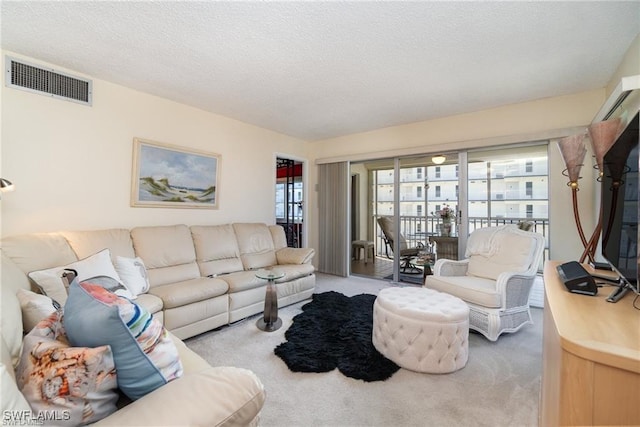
[{"x1": 274, "y1": 291, "x2": 400, "y2": 382}]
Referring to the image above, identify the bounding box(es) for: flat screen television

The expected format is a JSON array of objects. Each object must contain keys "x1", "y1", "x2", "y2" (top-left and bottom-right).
[{"x1": 600, "y1": 110, "x2": 640, "y2": 302}]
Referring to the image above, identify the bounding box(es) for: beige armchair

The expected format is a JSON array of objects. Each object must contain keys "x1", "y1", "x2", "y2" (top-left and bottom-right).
[
  {"x1": 377, "y1": 216, "x2": 424, "y2": 274},
  {"x1": 424, "y1": 225, "x2": 545, "y2": 341}
]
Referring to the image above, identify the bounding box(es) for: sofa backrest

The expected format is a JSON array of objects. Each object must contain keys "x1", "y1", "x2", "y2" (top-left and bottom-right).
[
  {"x1": 269, "y1": 225, "x2": 288, "y2": 250},
  {"x1": 232, "y1": 223, "x2": 277, "y2": 270},
  {"x1": 62, "y1": 229, "x2": 135, "y2": 261},
  {"x1": 191, "y1": 224, "x2": 244, "y2": 276},
  {"x1": 466, "y1": 225, "x2": 543, "y2": 280},
  {"x1": 0, "y1": 253, "x2": 32, "y2": 368},
  {"x1": 130, "y1": 225, "x2": 200, "y2": 287},
  {"x1": 1, "y1": 233, "x2": 78, "y2": 274},
  {"x1": 0, "y1": 253, "x2": 33, "y2": 414}
]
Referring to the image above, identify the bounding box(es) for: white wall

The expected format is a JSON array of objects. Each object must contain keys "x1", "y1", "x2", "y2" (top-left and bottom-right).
[{"x1": 0, "y1": 52, "x2": 308, "y2": 236}]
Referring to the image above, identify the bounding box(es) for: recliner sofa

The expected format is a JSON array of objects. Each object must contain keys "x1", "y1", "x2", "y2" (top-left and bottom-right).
[
  {"x1": 0, "y1": 222, "x2": 315, "y2": 425},
  {"x1": 2, "y1": 222, "x2": 315, "y2": 339}
]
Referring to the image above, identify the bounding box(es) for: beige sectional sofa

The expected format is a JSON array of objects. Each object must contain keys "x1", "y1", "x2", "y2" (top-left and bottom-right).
[
  {"x1": 0, "y1": 222, "x2": 315, "y2": 425},
  {"x1": 3, "y1": 222, "x2": 316, "y2": 339}
]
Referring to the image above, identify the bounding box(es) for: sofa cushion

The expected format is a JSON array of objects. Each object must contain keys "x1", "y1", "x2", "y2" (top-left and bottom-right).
[
  {"x1": 16, "y1": 289, "x2": 56, "y2": 332},
  {"x1": 276, "y1": 247, "x2": 315, "y2": 265},
  {"x1": 134, "y1": 292, "x2": 164, "y2": 315},
  {"x1": 131, "y1": 225, "x2": 200, "y2": 287},
  {"x1": 191, "y1": 225, "x2": 244, "y2": 276},
  {"x1": 233, "y1": 223, "x2": 277, "y2": 270},
  {"x1": 62, "y1": 229, "x2": 136, "y2": 260},
  {"x1": 272, "y1": 264, "x2": 315, "y2": 282},
  {"x1": 218, "y1": 271, "x2": 267, "y2": 293},
  {"x1": 467, "y1": 227, "x2": 537, "y2": 280},
  {"x1": 149, "y1": 277, "x2": 229, "y2": 309},
  {"x1": 17, "y1": 312, "x2": 118, "y2": 426},
  {"x1": 64, "y1": 281, "x2": 183, "y2": 400},
  {"x1": 91, "y1": 367, "x2": 265, "y2": 427},
  {"x1": 114, "y1": 256, "x2": 150, "y2": 296},
  {"x1": 28, "y1": 249, "x2": 132, "y2": 305}
]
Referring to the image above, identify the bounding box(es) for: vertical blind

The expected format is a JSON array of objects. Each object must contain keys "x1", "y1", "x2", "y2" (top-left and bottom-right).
[{"x1": 318, "y1": 162, "x2": 349, "y2": 276}]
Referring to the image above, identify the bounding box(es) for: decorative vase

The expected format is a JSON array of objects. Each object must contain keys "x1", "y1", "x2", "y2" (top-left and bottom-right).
[{"x1": 440, "y1": 219, "x2": 452, "y2": 237}]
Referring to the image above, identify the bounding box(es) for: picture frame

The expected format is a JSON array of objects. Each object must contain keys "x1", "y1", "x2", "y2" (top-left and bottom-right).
[{"x1": 131, "y1": 138, "x2": 220, "y2": 209}]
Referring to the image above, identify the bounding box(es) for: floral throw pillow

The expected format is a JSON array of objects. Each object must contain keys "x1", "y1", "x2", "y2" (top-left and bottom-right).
[
  {"x1": 16, "y1": 311, "x2": 118, "y2": 426},
  {"x1": 64, "y1": 280, "x2": 183, "y2": 400}
]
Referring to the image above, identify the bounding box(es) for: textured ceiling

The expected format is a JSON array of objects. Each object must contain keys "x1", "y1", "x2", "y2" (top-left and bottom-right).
[{"x1": 1, "y1": 1, "x2": 639, "y2": 141}]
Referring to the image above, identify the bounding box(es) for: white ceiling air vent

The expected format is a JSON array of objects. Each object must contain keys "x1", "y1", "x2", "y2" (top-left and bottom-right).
[{"x1": 5, "y1": 56, "x2": 92, "y2": 106}]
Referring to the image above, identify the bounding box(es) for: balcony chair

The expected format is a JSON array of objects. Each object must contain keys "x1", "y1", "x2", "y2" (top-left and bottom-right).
[
  {"x1": 424, "y1": 224, "x2": 544, "y2": 341},
  {"x1": 377, "y1": 216, "x2": 424, "y2": 274}
]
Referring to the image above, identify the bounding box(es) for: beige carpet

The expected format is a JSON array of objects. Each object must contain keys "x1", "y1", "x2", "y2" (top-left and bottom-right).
[{"x1": 185, "y1": 274, "x2": 542, "y2": 427}]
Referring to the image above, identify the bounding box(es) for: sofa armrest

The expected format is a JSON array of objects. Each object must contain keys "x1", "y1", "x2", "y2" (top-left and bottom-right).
[
  {"x1": 93, "y1": 366, "x2": 265, "y2": 427},
  {"x1": 276, "y1": 247, "x2": 315, "y2": 265},
  {"x1": 433, "y1": 258, "x2": 469, "y2": 276}
]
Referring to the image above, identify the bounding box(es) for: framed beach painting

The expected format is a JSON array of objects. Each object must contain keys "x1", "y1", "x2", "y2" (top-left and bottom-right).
[{"x1": 131, "y1": 138, "x2": 220, "y2": 209}]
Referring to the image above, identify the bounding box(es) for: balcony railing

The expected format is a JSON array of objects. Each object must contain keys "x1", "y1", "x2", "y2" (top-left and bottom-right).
[{"x1": 374, "y1": 214, "x2": 549, "y2": 262}]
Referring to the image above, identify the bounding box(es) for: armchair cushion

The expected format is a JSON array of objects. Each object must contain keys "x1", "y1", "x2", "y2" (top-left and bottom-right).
[
  {"x1": 425, "y1": 275, "x2": 502, "y2": 308},
  {"x1": 466, "y1": 226, "x2": 537, "y2": 280}
]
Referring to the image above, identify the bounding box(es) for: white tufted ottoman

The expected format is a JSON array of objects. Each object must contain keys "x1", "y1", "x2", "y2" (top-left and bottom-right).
[{"x1": 372, "y1": 287, "x2": 469, "y2": 374}]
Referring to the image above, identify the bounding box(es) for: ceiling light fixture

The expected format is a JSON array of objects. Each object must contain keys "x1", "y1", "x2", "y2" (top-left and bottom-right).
[{"x1": 431, "y1": 155, "x2": 446, "y2": 165}]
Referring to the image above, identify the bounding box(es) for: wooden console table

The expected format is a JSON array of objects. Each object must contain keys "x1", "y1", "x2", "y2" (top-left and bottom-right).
[
  {"x1": 430, "y1": 236, "x2": 458, "y2": 260},
  {"x1": 541, "y1": 261, "x2": 640, "y2": 426}
]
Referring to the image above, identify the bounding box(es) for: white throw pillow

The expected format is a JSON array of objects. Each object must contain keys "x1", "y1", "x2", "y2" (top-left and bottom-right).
[
  {"x1": 16, "y1": 289, "x2": 57, "y2": 332},
  {"x1": 115, "y1": 256, "x2": 150, "y2": 296},
  {"x1": 28, "y1": 248, "x2": 132, "y2": 305}
]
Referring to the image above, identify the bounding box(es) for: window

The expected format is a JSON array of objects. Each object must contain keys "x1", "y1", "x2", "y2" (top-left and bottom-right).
[
  {"x1": 435, "y1": 167, "x2": 441, "y2": 178},
  {"x1": 417, "y1": 205, "x2": 422, "y2": 216},
  {"x1": 435, "y1": 186, "x2": 441, "y2": 197},
  {"x1": 526, "y1": 160, "x2": 533, "y2": 173},
  {"x1": 455, "y1": 165, "x2": 459, "y2": 178},
  {"x1": 526, "y1": 181, "x2": 532, "y2": 197},
  {"x1": 455, "y1": 184, "x2": 459, "y2": 198},
  {"x1": 526, "y1": 204, "x2": 533, "y2": 218},
  {"x1": 416, "y1": 186, "x2": 422, "y2": 198},
  {"x1": 417, "y1": 167, "x2": 423, "y2": 180}
]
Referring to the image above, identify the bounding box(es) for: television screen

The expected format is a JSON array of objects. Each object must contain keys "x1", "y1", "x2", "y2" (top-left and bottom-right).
[{"x1": 600, "y1": 111, "x2": 639, "y2": 301}]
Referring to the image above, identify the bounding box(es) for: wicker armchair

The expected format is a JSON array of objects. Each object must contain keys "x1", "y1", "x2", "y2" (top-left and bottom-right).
[{"x1": 424, "y1": 225, "x2": 545, "y2": 341}]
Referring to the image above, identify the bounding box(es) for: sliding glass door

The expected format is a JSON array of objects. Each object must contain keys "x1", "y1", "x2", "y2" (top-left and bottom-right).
[
  {"x1": 466, "y1": 144, "x2": 549, "y2": 264},
  {"x1": 348, "y1": 143, "x2": 549, "y2": 284}
]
